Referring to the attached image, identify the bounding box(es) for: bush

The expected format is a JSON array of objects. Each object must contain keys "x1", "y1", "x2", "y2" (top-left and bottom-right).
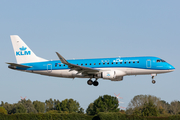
[{"x1": 0, "y1": 107, "x2": 7, "y2": 115}]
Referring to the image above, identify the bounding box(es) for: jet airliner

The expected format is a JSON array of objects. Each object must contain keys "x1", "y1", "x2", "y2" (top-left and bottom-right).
[{"x1": 7, "y1": 35, "x2": 175, "y2": 86}]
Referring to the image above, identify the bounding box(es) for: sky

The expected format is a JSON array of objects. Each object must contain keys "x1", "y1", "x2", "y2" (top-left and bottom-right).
[{"x1": 0, "y1": 0, "x2": 180, "y2": 111}]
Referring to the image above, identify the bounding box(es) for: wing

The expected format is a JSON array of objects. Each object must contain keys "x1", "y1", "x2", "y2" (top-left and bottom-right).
[
  {"x1": 56, "y1": 52, "x2": 99, "y2": 74},
  {"x1": 6, "y1": 62, "x2": 32, "y2": 68}
]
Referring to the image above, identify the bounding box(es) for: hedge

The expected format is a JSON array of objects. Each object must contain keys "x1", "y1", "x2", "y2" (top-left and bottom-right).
[
  {"x1": 0, "y1": 113, "x2": 94, "y2": 120},
  {"x1": 0, "y1": 113, "x2": 180, "y2": 120}
]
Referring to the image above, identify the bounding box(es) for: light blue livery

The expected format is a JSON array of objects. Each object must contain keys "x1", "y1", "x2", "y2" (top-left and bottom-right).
[{"x1": 7, "y1": 35, "x2": 175, "y2": 86}]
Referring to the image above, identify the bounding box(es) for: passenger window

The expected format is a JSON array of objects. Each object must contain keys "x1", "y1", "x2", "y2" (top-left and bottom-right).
[
  {"x1": 85, "y1": 63, "x2": 87, "y2": 65},
  {"x1": 107, "y1": 63, "x2": 109, "y2": 65},
  {"x1": 99, "y1": 63, "x2": 101, "y2": 65},
  {"x1": 137, "y1": 61, "x2": 139, "y2": 63},
  {"x1": 90, "y1": 63, "x2": 91, "y2": 65},
  {"x1": 124, "y1": 62, "x2": 126, "y2": 64},
  {"x1": 55, "y1": 63, "x2": 57, "y2": 67},
  {"x1": 120, "y1": 62, "x2": 122, "y2": 64},
  {"x1": 116, "y1": 62, "x2": 118, "y2": 64},
  {"x1": 94, "y1": 63, "x2": 96, "y2": 65},
  {"x1": 129, "y1": 62, "x2": 131, "y2": 64},
  {"x1": 81, "y1": 64, "x2": 83, "y2": 66},
  {"x1": 112, "y1": 62, "x2": 113, "y2": 64},
  {"x1": 59, "y1": 64, "x2": 61, "y2": 67},
  {"x1": 63, "y1": 65, "x2": 65, "y2": 66},
  {"x1": 77, "y1": 64, "x2": 78, "y2": 65},
  {"x1": 103, "y1": 63, "x2": 105, "y2": 65},
  {"x1": 133, "y1": 61, "x2": 135, "y2": 63}
]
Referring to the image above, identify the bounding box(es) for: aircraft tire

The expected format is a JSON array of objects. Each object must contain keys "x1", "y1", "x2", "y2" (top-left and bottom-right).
[
  {"x1": 152, "y1": 80, "x2": 156, "y2": 84},
  {"x1": 93, "y1": 81, "x2": 99, "y2": 86},
  {"x1": 87, "y1": 79, "x2": 93, "y2": 85}
]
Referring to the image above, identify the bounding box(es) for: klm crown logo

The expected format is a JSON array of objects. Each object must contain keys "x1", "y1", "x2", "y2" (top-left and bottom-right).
[
  {"x1": 19, "y1": 46, "x2": 27, "y2": 51},
  {"x1": 16, "y1": 46, "x2": 31, "y2": 56},
  {"x1": 107, "y1": 73, "x2": 110, "y2": 77}
]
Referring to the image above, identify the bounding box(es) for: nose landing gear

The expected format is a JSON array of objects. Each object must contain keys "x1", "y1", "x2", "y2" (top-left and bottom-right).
[
  {"x1": 152, "y1": 79, "x2": 156, "y2": 84},
  {"x1": 151, "y1": 74, "x2": 157, "y2": 84},
  {"x1": 87, "y1": 78, "x2": 99, "y2": 86}
]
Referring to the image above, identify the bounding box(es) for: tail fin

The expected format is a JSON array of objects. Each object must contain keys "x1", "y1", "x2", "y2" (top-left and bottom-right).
[{"x1": 10, "y1": 35, "x2": 47, "y2": 64}]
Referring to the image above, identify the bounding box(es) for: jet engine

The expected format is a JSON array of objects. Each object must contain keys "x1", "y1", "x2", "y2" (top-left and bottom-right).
[{"x1": 97, "y1": 70, "x2": 126, "y2": 81}]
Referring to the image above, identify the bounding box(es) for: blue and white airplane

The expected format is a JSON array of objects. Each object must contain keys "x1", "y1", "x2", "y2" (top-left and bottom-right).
[{"x1": 7, "y1": 35, "x2": 175, "y2": 86}]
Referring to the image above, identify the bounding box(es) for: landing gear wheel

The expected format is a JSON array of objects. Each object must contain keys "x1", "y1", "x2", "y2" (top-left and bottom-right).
[
  {"x1": 87, "y1": 80, "x2": 93, "y2": 85},
  {"x1": 93, "y1": 81, "x2": 99, "y2": 86},
  {"x1": 152, "y1": 80, "x2": 156, "y2": 84}
]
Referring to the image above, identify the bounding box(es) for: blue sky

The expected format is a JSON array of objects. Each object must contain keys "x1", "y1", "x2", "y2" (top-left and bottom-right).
[{"x1": 0, "y1": 0, "x2": 179, "y2": 111}]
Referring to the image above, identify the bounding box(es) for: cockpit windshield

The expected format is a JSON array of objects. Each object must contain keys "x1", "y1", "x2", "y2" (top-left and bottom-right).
[
  {"x1": 157, "y1": 59, "x2": 166, "y2": 63},
  {"x1": 161, "y1": 59, "x2": 166, "y2": 62}
]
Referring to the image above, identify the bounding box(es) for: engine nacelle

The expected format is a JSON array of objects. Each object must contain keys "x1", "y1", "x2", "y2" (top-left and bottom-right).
[{"x1": 101, "y1": 70, "x2": 126, "y2": 81}]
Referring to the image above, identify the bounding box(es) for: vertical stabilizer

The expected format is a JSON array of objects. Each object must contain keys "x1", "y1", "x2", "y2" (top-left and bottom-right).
[{"x1": 10, "y1": 35, "x2": 47, "y2": 64}]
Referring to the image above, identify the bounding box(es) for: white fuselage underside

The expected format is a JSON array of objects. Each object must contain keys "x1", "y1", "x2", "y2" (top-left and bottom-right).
[{"x1": 24, "y1": 67, "x2": 173, "y2": 79}]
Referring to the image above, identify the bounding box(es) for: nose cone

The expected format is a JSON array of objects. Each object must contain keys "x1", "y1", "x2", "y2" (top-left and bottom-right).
[{"x1": 168, "y1": 64, "x2": 175, "y2": 71}]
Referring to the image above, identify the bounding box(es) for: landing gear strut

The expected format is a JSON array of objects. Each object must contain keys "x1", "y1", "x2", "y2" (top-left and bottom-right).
[{"x1": 87, "y1": 78, "x2": 99, "y2": 86}]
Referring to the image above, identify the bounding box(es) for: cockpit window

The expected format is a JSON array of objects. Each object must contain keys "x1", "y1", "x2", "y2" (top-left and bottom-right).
[
  {"x1": 157, "y1": 60, "x2": 161, "y2": 62},
  {"x1": 157, "y1": 59, "x2": 166, "y2": 63},
  {"x1": 161, "y1": 59, "x2": 166, "y2": 62}
]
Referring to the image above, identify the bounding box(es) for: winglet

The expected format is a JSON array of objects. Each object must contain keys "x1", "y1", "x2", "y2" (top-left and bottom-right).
[{"x1": 56, "y1": 52, "x2": 68, "y2": 64}]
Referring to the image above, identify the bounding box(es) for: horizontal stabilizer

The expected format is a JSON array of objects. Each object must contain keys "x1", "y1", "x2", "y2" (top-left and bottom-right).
[{"x1": 6, "y1": 62, "x2": 32, "y2": 68}]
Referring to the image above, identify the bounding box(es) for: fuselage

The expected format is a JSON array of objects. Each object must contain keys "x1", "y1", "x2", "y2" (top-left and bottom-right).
[
  {"x1": 9, "y1": 56, "x2": 175, "y2": 79},
  {"x1": 8, "y1": 35, "x2": 175, "y2": 86}
]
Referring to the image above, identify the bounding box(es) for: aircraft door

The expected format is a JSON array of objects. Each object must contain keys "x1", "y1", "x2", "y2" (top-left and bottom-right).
[
  {"x1": 47, "y1": 64, "x2": 52, "y2": 73},
  {"x1": 146, "y1": 59, "x2": 151, "y2": 68}
]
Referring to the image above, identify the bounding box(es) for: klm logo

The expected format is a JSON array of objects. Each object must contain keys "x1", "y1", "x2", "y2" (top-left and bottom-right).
[
  {"x1": 16, "y1": 46, "x2": 31, "y2": 56},
  {"x1": 107, "y1": 73, "x2": 110, "y2": 77}
]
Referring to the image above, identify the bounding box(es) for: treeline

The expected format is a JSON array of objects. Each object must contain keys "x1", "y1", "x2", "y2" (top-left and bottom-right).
[
  {"x1": 0, "y1": 94, "x2": 180, "y2": 120},
  {"x1": 0, "y1": 98, "x2": 84, "y2": 114},
  {"x1": 126, "y1": 95, "x2": 180, "y2": 116}
]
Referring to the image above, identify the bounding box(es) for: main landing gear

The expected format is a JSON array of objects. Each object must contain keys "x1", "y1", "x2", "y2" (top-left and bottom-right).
[
  {"x1": 151, "y1": 74, "x2": 156, "y2": 84},
  {"x1": 87, "y1": 78, "x2": 99, "y2": 86}
]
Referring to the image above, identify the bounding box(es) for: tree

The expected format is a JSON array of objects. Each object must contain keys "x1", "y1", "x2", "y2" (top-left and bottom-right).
[
  {"x1": 33, "y1": 100, "x2": 45, "y2": 113},
  {"x1": 56, "y1": 99, "x2": 82, "y2": 113},
  {"x1": 78, "y1": 108, "x2": 84, "y2": 114},
  {"x1": 0, "y1": 101, "x2": 4, "y2": 106},
  {"x1": 19, "y1": 99, "x2": 37, "y2": 113},
  {"x1": 86, "y1": 95, "x2": 119, "y2": 115},
  {"x1": 126, "y1": 95, "x2": 161, "y2": 115},
  {"x1": 15, "y1": 103, "x2": 27, "y2": 113},
  {"x1": 133, "y1": 100, "x2": 159, "y2": 116},
  {"x1": 86, "y1": 103, "x2": 94, "y2": 115},
  {"x1": 169, "y1": 100, "x2": 180, "y2": 115},
  {"x1": 1, "y1": 102, "x2": 14, "y2": 114},
  {"x1": 45, "y1": 98, "x2": 60, "y2": 112},
  {"x1": 0, "y1": 106, "x2": 7, "y2": 114},
  {"x1": 159, "y1": 100, "x2": 170, "y2": 116}
]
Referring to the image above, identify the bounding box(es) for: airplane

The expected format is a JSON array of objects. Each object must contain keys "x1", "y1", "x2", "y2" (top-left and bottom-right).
[{"x1": 7, "y1": 35, "x2": 175, "y2": 86}]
